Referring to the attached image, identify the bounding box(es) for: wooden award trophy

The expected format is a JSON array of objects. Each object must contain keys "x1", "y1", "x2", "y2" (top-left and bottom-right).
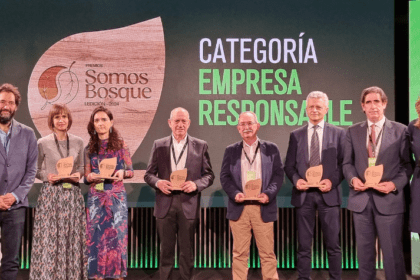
[
  {"x1": 52, "y1": 156, "x2": 79, "y2": 180},
  {"x1": 96, "y1": 157, "x2": 118, "y2": 180},
  {"x1": 170, "y1": 169, "x2": 187, "y2": 190},
  {"x1": 243, "y1": 179, "x2": 262, "y2": 200},
  {"x1": 305, "y1": 165, "x2": 323, "y2": 187},
  {"x1": 364, "y1": 164, "x2": 384, "y2": 188}
]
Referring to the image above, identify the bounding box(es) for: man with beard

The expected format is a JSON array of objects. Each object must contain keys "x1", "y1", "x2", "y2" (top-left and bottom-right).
[
  {"x1": 220, "y1": 111, "x2": 283, "y2": 280},
  {"x1": 0, "y1": 83, "x2": 37, "y2": 280}
]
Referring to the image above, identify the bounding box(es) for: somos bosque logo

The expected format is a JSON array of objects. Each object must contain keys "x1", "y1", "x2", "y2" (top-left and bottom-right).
[
  {"x1": 38, "y1": 61, "x2": 79, "y2": 110},
  {"x1": 27, "y1": 17, "x2": 165, "y2": 164}
]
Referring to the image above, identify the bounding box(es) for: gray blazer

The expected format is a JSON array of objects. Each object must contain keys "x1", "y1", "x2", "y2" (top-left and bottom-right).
[
  {"x1": 343, "y1": 119, "x2": 412, "y2": 214},
  {"x1": 144, "y1": 135, "x2": 214, "y2": 220},
  {"x1": 0, "y1": 119, "x2": 38, "y2": 209}
]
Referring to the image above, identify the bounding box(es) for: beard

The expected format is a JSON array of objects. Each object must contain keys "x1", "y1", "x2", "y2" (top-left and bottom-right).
[{"x1": 0, "y1": 109, "x2": 15, "y2": 124}]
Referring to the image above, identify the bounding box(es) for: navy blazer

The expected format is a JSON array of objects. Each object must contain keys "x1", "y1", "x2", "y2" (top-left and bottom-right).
[
  {"x1": 144, "y1": 135, "x2": 214, "y2": 220},
  {"x1": 343, "y1": 119, "x2": 412, "y2": 215},
  {"x1": 284, "y1": 122, "x2": 345, "y2": 207},
  {"x1": 0, "y1": 119, "x2": 37, "y2": 209},
  {"x1": 220, "y1": 140, "x2": 284, "y2": 223}
]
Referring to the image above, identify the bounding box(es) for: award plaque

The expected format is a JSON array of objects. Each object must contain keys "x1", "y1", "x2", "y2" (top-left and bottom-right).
[
  {"x1": 96, "y1": 157, "x2": 118, "y2": 180},
  {"x1": 243, "y1": 178, "x2": 262, "y2": 200},
  {"x1": 52, "y1": 156, "x2": 79, "y2": 180},
  {"x1": 364, "y1": 164, "x2": 383, "y2": 188},
  {"x1": 305, "y1": 165, "x2": 323, "y2": 187},
  {"x1": 170, "y1": 169, "x2": 187, "y2": 190}
]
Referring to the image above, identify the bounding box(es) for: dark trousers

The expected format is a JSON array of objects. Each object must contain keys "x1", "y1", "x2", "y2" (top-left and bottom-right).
[
  {"x1": 156, "y1": 194, "x2": 196, "y2": 280},
  {"x1": 353, "y1": 197, "x2": 405, "y2": 280},
  {"x1": 296, "y1": 191, "x2": 342, "y2": 280},
  {"x1": 0, "y1": 207, "x2": 26, "y2": 280}
]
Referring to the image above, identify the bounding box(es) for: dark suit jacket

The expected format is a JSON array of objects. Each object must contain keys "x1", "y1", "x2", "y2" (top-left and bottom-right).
[
  {"x1": 343, "y1": 119, "x2": 412, "y2": 215},
  {"x1": 284, "y1": 122, "x2": 345, "y2": 207},
  {"x1": 220, "y1": 140, "x2": 284, "y2": 223},
  {"x1": 144, "y1": 135, "x2": 214, "y2": 220},
  {"x1": 408, "y1": 120, "x2": 420, "y2": 232},
  {"x1": 0, "y1": 119, "x2": 38, "y2": 209}
]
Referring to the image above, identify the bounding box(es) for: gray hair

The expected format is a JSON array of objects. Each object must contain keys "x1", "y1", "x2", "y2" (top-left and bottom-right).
[
  {"x1": 306, "y1": 91, "x2": 329, "y2": 108},
  {"x1": 238, "y1": 111, "x2": 259, "y2": 124},
  {"x1": 169, "y1": 107, "x2": 190, "y2": 120}
]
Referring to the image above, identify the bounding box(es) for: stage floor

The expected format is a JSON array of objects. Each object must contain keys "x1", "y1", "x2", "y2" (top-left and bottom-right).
[{"x1": 15, "y1": 269, "x2": 420, "y2": 279}]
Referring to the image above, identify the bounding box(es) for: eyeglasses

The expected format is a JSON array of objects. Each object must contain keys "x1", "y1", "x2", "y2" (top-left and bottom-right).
[{"x1": 238, "y1": 122, "x2": 256, "y2": 127}]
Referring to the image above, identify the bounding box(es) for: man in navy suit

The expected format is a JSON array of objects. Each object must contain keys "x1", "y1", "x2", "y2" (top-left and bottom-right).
[
  {"x1": 145, "y1": 107, "x2": 214, "y2": 280},
  {"x1": 220, "y1": 111, "x2": 284, "y2": 280},
  {"x1": 285, "y1": 91, "x2": 345, "y2": 280},
  {"x1": 343, "y1": 86, "x2": 411, "y2": 280},
  {"x1": 0, "y1": 83, "x2": 37, "y2": 280}
]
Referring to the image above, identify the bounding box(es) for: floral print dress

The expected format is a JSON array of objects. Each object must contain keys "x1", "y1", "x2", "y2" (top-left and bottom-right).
[{"x1": 84, "y1": 140, "x2": 133, "y2": 279}]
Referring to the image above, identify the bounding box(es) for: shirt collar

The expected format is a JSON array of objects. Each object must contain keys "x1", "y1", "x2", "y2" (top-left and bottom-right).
[
  {"x1": 367, "y1": 116, "x2": 386, "y2": 129},
  {"x1": 0, "y1": 120, "x2": 13, "y2": 136},
  {"x1": 308, "y1": 119, "x2": 325, "y2": 130},
  {"x1": 172, "y1": 133, "x2": 188, "y2": 145},
  {"x1": 243, "y1": 137, "x2": 259, "y2": 149}
]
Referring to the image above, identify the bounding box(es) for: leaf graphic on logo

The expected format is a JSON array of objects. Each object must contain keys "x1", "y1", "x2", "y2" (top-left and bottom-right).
[
  {"x1": 38, "y1": 66, "x2": 66, "y2": 108},
  {"x1": 57, "y1": 61, "x2": 79, "y2": 104}
]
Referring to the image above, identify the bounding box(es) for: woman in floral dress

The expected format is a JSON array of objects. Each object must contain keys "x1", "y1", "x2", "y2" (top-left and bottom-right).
[
  {"x1": 30, "y1": 104, "x2": 87, "y2": 280},
  {"x1": 84, "y1": 106, "x2": 133, "y2": 280}
]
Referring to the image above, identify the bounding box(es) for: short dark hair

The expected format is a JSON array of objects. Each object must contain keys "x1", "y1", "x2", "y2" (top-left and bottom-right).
[
  {"x1": 47, "y1": 103, "x2": 73, "y2": 131},
  {"x1": 360, "y1": 86, "x2": 388, "y2": 104},
  {"x1": 0, "y1": 83, "x2": 21, "y2": 107}
]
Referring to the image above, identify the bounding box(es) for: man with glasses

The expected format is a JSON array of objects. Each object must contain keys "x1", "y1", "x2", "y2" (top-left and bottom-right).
[
  {"x1": 220, "y1": 111, "x2": 284, "y2": 280},
  {"x1": 285, "y1": 91, "x2": 345, "y2": 280},
  {"x1": 0, "y1": 83, "x2": 37, "y2": 280}
]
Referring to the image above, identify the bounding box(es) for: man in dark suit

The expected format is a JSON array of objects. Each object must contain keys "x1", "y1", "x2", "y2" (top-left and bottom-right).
[
  {"x1": 0, "y1": 83, "x2": 37, "y2": 280},
  {"x1": 144, "y1": 107, "x2": 214, "y2": 280},
  {"x1": 285, "y1": 91, "x2": 345, "y2": 280},
  {"x1": 220, "y1": 111, "x2": 283, "y2": 280},
  {"x1": 343, "y1": 86, "x2": 412, "y2": 280}
]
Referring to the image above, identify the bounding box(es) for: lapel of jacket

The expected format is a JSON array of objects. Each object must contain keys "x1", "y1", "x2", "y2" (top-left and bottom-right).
[
  {"x1": 376, "y1": 118, "x2": 392, "y2": 164},
  {"x1": 236, "y1": 141, "x2": 244, "y2": 189},
  {"x1": 5, "y1": 120, "x2": 20, "y2": 160},
  {"x1": 302, "y1": 124, "x2": 309, "y2": 165},
  {"x1": 321, "y1": 122, "x2": 329, "y2": 163},
  {"x1": 185, "y1": 135, "x2": 195, "y2": 177},
  {"x1": 165, "y1": 136, "x2": 173, "y2": 174},
  {"x1": 358, "y1": 121, "x2": 369, "y2": 171},
  {"x1": 260, "y1": 140, "x2": 267, "y2": 190}
]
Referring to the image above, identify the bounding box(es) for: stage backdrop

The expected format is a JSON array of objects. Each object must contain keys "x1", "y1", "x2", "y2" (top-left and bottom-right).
[{"x1": 0, "y1": 0, "x2": 394, "y2": 207}]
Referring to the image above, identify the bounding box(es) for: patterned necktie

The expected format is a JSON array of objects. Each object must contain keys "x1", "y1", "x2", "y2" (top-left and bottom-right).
[
  {"x1": 310, "y1": 125, "x2": 320, "y2": 166},
  {"x1": 368, "y1": 124, "x2": 376, "y2": 158}
]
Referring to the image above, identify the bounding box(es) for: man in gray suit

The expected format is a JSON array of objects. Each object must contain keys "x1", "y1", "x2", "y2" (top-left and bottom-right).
[
  {"x1": 285, "y1": 91, "x2": 344, "y2": 280},
  {"x1": 343, "y1": 86, "x2": 411, "y2": 280},
  {"x1": 0, "y1": 83, "x2": 37, "y2": 280},
  {"x1": 144, "y1": 107, "x2": 214, "y2": 280}
]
